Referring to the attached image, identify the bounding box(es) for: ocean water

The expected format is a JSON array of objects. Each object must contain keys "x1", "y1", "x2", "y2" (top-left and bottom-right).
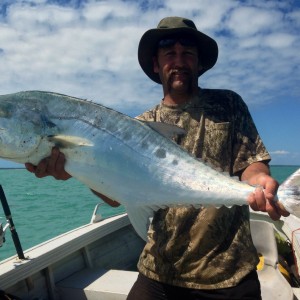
[
  {"x1": 0, "y1": 169, "x2": 125, "y2": 261},
  {"x1": 0, "y1": 165, "x2": 299, "y2": 261}
]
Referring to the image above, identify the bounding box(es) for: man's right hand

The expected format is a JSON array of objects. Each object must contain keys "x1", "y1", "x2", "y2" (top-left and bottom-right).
[
  {"x1": 25, "y1": 147, "x2": 121, "y2": 207},
  {"x1": 25, "y1": 147, "x2": 72, "y2": 180}
]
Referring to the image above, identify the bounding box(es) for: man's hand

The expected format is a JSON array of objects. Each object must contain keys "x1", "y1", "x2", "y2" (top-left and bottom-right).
[
  {"x1": 25, "y1": 147, "x2": 71, "y2": 180},
  {"x1": 25, "y1": 147, "x2": 120, "y2": 207},
  {"x1": 242, "y1": 162, "x2": 290, "y2": 220}
]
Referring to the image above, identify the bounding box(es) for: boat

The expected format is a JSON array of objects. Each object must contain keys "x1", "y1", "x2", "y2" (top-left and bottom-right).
[{"x1": 1, "y1": 200, "x2": 300, "y2": 300}]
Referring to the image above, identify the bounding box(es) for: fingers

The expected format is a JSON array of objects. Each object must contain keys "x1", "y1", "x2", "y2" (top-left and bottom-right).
[
  {"x1": 248, "y1": 188, "x2": 266, "y2": 212},
  {"x1": 25, "y1": 163, "x2": 35, "y2": 173},
  {"x1": 25, "y1": 147, "x2": 71, "y2": 180},
  {"x1": 47, "y1": 147, "x2": 71, "y2": 180},
  {"x1": 274, "y1": 201, "x2": 290, "y2": 218},
  {"x1": 263, "y1": 178, "x2": 290, "y2": 219},
  {"x1": 263, "y1": 178, "x2": 279, "y2": 202},
  {"x1": 25, "y1": 158, "x2": 49, "y2": 178},
  {"x1": 248, "y1": 186, "x2": 290, "y2": 220},
  {"x1": 265, "y1": 198, "x2": 281, "y2": 221},
  {"x1": 36, "y1": 157, "x2": 50, "y2": 178},
  {"x1": 47, "y1": 147, "x2": 69, "y2": 179}
]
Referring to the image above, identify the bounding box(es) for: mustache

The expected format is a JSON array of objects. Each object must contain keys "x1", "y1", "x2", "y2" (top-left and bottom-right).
[{"x1": 169, "y1": 68, "x2": 191, "y2": 76}]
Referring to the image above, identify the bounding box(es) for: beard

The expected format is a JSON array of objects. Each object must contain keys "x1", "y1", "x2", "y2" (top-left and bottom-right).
[{"x1": 166, "y1": 68, "x2": 195, "y2": 95}]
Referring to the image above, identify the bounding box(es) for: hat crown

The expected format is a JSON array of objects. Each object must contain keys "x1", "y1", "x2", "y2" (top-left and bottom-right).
[{"x1": 157, "y1": 17, "x2": 197, "y2": 31}]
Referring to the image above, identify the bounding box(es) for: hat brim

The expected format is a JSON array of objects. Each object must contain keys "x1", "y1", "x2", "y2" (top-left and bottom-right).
[{"x1": 138, "y1": 27, "x2": 218, "y2": 84}]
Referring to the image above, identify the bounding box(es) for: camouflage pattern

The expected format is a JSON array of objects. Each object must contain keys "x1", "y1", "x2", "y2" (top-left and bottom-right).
[{"x1": 136, "y1": 88, "x2": 271, "y2": 289}]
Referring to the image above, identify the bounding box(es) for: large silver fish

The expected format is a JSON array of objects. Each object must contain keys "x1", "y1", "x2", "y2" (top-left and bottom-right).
[{"x1": 0, "y1": 91, "x2": 299, "y2": 240}]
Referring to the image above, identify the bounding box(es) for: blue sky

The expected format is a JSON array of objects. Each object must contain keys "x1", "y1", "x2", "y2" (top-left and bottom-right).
[{"x1": 0, "y1": 0, "x2": 299, "y2": 167}]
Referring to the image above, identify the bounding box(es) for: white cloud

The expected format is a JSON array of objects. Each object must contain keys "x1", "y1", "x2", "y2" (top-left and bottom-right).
[
  {"x1": 226, "y1": 6, "x2": 283, "y2": 37},
  {"x1": 0, "y1": 1, "x2": 299, "y2": 110},
  {"x1": 7, "y1": 3, "x2": 78, "y2": 29},
  {"x1": 263, "y1": 33, "x2": 297, "y2": 49},
  {"x1": 163, "y1": 0, "x2": 235, "y2": 30},
  {"x1": 0, "y1": 1, "x2": 145, "y2": 106},
  {"x1": 270, "y1": 150, "x2": 290, "y2": 155},
  {"x1": 287, "y1": 9, "x2": 300, "y2": 27}
]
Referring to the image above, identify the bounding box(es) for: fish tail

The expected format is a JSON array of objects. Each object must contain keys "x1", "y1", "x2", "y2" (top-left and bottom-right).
[{"x1": 277, "y1": 168, "x2": 300, "y2": 217}]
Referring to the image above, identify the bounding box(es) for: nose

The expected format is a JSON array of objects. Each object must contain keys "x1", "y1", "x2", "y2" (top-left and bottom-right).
[
  {"x1": 172, "y1": 43, "x2": 188, "y2": 67},
  {"x1": 173, "y1": 55, "x2": 185, "y2": 68}
]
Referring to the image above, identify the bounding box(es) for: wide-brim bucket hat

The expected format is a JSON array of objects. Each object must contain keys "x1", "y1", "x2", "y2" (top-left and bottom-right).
[{"x1": 138, "y1": 16, "x2": 218, "y2": 84}]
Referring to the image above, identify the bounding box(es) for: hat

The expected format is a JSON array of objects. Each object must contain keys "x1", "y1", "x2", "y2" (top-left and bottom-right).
[{"x1": 138, "y1": 16, "x2": 218, "y2": 84}]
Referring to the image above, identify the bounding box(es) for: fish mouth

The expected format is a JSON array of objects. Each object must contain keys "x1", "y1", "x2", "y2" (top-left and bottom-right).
[{"x1": 0, "y1": 152, "x2": 30, "y2": 160}]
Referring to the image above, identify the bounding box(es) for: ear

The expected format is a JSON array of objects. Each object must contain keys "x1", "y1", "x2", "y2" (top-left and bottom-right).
[{"x1": 153, "y1": 56, "x2": 159, "y2": 73}]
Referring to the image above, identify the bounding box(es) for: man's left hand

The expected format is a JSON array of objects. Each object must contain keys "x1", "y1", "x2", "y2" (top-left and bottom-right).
[{"x1": 242, "y1": 162, "x2": 290, "y2": 220}]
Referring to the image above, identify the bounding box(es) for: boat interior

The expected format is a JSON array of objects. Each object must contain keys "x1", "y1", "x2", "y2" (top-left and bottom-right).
[{"x1": 1, "y1": 208, "x2": 300, "y2": 300}]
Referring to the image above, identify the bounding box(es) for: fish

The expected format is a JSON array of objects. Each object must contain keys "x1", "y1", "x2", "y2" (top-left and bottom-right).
[{"x1": 0, "y1": 90, "x2": 299, "y2": 240}]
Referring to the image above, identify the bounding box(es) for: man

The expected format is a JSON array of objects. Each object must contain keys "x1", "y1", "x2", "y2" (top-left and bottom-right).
[{"x1": 26, "y1": 17, "x2": 288, "y2": 300}]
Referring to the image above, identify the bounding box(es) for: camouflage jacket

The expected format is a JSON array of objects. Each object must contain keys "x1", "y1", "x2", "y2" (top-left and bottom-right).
[{"x1": 136, "y1": 88, "x2": 271, "y2": 289}]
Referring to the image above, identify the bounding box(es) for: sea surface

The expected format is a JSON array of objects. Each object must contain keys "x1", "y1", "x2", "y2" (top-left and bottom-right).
[{"x1": 0, "y1": 165, "x2": 299, "y2": 261}]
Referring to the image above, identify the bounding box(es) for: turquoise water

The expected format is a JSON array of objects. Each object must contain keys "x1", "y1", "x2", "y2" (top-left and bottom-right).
[
  {"x1": 0, "y1": 169, "x2": 125, "y2": 261},
  {"x1": 0, "y1": 166, "x2": 299, "y2": 261}
]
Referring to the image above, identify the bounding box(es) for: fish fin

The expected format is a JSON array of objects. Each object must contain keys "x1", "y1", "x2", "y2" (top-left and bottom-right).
[
  {"x1": 277, "y1": 168, "x2": 300, "y2": 217},
  {"x1": 125, "y1": 204, "x2": 154, "y2": 241},
  {"x1": 143, "y1": 121, "x2": 186, "y2": 139},
  {"x1": 47, "y1": 135, "x2": 94, "y2": 148}
]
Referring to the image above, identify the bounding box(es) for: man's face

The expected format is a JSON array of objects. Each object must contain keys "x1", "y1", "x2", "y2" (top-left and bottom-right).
[{"x1": 153, "y1": 40, "x2": 201, "y2": 95}]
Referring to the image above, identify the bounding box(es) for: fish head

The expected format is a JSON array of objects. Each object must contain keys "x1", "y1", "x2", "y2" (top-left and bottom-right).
[{"x1": 0, "y1": 96, "x2": 57, "y2": 163}]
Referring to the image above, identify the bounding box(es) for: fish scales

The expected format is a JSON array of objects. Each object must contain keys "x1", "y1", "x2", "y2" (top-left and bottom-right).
[{"x1": 0, "y1": 91, "x2": 299, "y2": 240}]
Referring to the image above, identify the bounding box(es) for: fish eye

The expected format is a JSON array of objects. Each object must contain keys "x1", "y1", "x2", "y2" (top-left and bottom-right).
[
  {"x1": 0, "y1": 109, "x2": 8, "y2": 118},
  {"x1": 0, "y1": 104, "x2": 13, "y2": 118}
]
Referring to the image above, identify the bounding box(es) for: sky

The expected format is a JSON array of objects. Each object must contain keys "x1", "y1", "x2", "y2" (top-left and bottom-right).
[{"x1": 0, "y1": 0, "x2": 299, "y2": 167}]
